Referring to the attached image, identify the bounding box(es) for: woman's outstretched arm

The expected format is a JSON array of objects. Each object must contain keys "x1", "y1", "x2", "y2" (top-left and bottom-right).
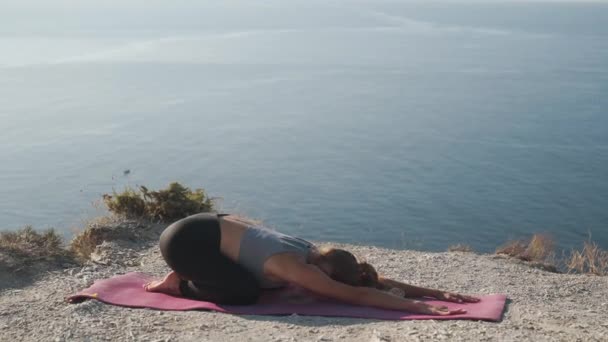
[
  {"x1": 378, "y1": 277, "x2": 480, "y2": 303},
  {"x1": 266, "y1": 255, "x2": 466, "y2": 315}
]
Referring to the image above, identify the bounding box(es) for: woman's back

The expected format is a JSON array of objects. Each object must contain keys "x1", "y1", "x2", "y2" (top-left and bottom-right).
[
  {"x1": 219, "y1": 215, "x2": 313, "y2": 288},
  {"x1": 237, "y1": 224, "x2": 313, "y2": 288}
]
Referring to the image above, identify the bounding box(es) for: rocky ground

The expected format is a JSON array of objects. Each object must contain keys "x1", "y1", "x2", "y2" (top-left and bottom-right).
[{"x1": 1, "y1": 221, "x2": 607, "y2": 342}]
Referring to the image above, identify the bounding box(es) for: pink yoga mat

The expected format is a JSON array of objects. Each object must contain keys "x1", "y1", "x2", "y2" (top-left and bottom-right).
[{"x1": 67, "y1": 272, "x2": 506, "y2": 321}]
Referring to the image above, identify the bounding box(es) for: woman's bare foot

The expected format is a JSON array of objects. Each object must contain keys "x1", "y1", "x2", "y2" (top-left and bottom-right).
[{"x1": 144, "y1": 271, "x2": 182, "y2": 296}]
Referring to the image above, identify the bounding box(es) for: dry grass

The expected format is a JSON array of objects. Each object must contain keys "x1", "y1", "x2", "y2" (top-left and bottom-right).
[
  {"x1": 448, "y1": 244, "x2": 474, "y2": 253},
  {"x1": 0, "y1": 226, "x2": 66, "y2": 259},
  {"x1": 68, "y1": 217, "x2": 153, "y2": 261},
  {"x1": 103, "y1": 182, "x2": 215, "y2": 221},
  {"x1": 69, "y1": 224, "x2": 114, "y2": 261},
  {"x1": 566, "y1": 240, "x2": 608, "y2": 276},
  {"x1": 494, "y1": 234, "x2": 559, "y2": 273},
  {"x1": 525, "y1": 234, "x2": 555, "y2": 262},
  {"x1": 0, "y1": 226, "x2": 74, "y2": 271},
  {"x1": 495, "y1": 233, "x2": 555, "y2": 263},
  {"x1": 494, "y1": 233, "x2": 608, "y2": 275},
  {"x1": 496, "y1": 239, "x2": 528, "y2": 259}
]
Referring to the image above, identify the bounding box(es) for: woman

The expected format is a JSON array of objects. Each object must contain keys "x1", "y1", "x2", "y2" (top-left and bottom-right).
[{"x1": 145, "y1": 213, "x2": 479, "y2": 315}]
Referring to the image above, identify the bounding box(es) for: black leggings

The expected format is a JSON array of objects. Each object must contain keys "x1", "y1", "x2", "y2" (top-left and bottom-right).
[{"x1": 159, "y1": 213, "x2": 260, "y2": 305}]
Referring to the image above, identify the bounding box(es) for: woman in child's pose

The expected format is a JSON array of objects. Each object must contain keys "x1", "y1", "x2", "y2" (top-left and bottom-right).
[{"x1": 145, "y1": 213, "x2": 479, "y2": 315}]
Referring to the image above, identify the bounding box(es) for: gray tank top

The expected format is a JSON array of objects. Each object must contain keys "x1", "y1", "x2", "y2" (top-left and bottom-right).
[{"x1": 237, "y1": 226, "x2": 314, "y2": 289}]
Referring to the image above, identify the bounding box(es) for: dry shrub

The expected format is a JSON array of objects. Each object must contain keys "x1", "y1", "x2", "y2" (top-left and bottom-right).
[
  {"x1": 496, "y1": 233, "x2": 608, "y2": 276},
  {"x1": 69, "y1": 225, "x2": 114, "y2": 261},
  {"x1": 69, "y1": 217, "x2": 150, "y2": 261},
  {"x1": 496, "y1": 239, "x2": 528, "y2": 258},
  {"x1": 496, "y1": 234, "x2": 555, "y2": 263},
  {"x1": 103, "y1": 182, "x2": 215, "y2": 222},
  {"x1": 566, "y1": 240, "x2": 608, "y2": 276},
  {"x1": 448, "y1": 244, "x2": 474, "y2": 253},
  {"x1": 526, "y1": 234, "x2": 554, "y2": 262},
  {"x1": 0, "y1": 226, "x2": 65, "y2": 259},
  {"x1": 0, "y1": 226, "x2": 74, "y2": 271}
]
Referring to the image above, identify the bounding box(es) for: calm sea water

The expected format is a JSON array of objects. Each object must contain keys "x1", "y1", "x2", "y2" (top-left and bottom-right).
[{"x1": 1, "y1": 2, "x2": 607, "y2": 252}]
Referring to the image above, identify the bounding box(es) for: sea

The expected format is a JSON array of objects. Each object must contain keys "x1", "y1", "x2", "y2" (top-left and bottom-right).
[{"x1": 1, "y1": 1, "x2": 607, "y2": 253}]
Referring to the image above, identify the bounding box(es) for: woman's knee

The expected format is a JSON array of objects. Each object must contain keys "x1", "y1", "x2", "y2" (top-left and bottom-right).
[
  {"x1": 181, "y1": 279, "x2": 260, "y2": 305},
  {"x1": 236, "y1": 282, "x2": 261, "y2": 304},
  {"x1": 226, "y1": 293, "x2": 259, "y2": 305},
  {"x1": 221, "y1": 284, "x2": 260, "y2": 305}
]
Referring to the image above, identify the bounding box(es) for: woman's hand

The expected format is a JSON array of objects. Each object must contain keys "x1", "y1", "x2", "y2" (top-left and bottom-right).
[
  {"x1": 415, "y1": 302, "x2": 467, "y2": 316},
  {"x1": 270, "y1": 256, "x2": 472, "y2": 315},
  {"x1": 433, "y1": 291, "x2": 480, "y2": 303}
]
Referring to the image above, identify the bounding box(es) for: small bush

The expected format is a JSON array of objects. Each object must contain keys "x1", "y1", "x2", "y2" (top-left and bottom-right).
[
  {"x1": 103, "y1": 188, "x2": 146, "y2": 218},
  {"x1": 103, "y1": 182, "x2": 215, "y2": 221},
  {"x1": 566, "y1": 240, "x2": 608, "y2": 276},
  {"x1": 448, "y1": 244, "x2": 473, "y2": 253}
]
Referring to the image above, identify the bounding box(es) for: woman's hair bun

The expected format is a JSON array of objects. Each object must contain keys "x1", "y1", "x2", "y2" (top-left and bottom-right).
[{"x1": 358, "y1": 261, "x2": 378, "y2": 287}]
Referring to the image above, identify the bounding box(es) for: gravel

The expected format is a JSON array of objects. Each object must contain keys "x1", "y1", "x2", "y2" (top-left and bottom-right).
[{"x1": 1, "y1": 225, "x2": 607, "y2": 342}]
